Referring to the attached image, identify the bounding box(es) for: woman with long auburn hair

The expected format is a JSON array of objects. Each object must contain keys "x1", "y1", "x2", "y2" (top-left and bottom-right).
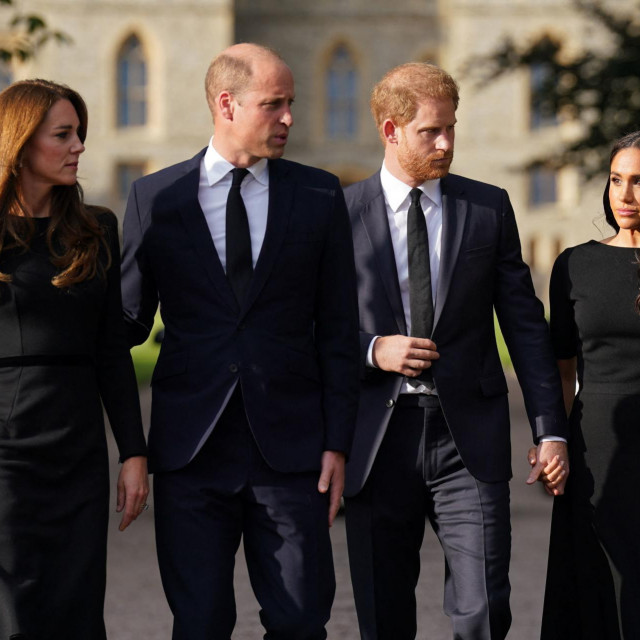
[
  {"x1": 0, "y1": 79, "x2": 148, "y2": 639},
  {"x1": 534, "y1": 131, "x2": 640, "y2": 639}
]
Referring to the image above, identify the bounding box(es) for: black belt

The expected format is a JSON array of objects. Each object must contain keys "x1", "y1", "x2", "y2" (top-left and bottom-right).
[
  {"x1": 0, "y1": 354, "x2": 94, "y2": 367},
  {"x1": 395, "y1": 394, "x2": 441, "y2": 408}
]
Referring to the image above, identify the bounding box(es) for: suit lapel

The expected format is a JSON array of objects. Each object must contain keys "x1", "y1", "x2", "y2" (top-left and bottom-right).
[
  {"x1": 434, "y1": 175, "x2": 468, "y2": 330},
  {"x1": 359, "y1": 174, "x2": 407, "y2": 335},
  {"x1": 176, "y1": 150, "x2": 239, "y2": 313},
  {"x1": 241, "y1": 159, "x2": 294, "y2": 314}
]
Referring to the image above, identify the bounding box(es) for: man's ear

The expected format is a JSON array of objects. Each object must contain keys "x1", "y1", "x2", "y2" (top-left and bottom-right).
[
  {"x1": 218, "y1": 91, "x2": 235, "y2": 121},
  {"x1": 382, "y1": 119, "x2": 398, "y2": 144}
]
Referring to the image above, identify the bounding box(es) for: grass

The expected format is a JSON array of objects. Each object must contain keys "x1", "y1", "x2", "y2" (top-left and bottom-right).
[
  {"x1": 495, "y1": 314, "x2": 512, "y2": 369},
  {"x1": 130, "y1": 315, "x2": 163, "y2": 386}
]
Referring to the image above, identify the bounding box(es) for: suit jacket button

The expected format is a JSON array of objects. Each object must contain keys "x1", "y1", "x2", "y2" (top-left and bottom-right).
[
  {"x1": 385, "y1": 399, "x2": 395, "y2": 408},
  {"x1": 229, "y1": 363, "x2": 238, "y2": 373}
]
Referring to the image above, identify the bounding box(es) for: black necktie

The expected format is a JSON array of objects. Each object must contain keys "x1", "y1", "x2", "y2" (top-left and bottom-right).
[
  {"x1": 226, "y1": 168, "x2": 252, "y2": 305},
  {"x1": 407, "y1": 187, "x2": 434, "y2": 385}
]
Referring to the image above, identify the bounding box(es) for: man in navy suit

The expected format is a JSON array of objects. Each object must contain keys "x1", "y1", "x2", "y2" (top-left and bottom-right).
[
  {"x1": 343, "y1": 62, "x2": 569, "y2": 639},
  {"x1": 121, "y1": 43, "x2": 359, "y2": 639}
]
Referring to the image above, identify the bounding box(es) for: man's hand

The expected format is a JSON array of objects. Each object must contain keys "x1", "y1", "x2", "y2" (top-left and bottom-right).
[
  {"x1": 318, "y1": 450, "x2": 346, "y2": 527},
  {"x1": 372, "y1": 335, "x2": 439, "y2": 376},
  {"x1": 526, "y1": 441, "x2": 569, "y2": 496}
]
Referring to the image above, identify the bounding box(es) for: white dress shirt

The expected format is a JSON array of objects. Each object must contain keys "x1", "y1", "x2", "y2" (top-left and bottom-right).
[
  {"x1": 366, "y1": 163, "x2": 443, "y2": 395},
  {"x1": 198, "y1": 138, "x2": 269, "y2": 270}
]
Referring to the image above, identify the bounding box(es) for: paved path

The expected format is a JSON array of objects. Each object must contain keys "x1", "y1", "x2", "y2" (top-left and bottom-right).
[{"x1": 104, "y1": 374, "x2": 552, "y2": 639}]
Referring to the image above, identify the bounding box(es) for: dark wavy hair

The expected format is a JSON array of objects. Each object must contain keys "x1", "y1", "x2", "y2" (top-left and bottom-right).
[
  {"x1": 0, "y1": 79, "x2": 109, "y2": 288},
  {"x1": 603, "y1": 130, "x2": 640, "y2": 313}
]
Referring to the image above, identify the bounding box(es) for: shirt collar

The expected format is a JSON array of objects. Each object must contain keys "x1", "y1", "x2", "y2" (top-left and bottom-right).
[
  {"x1": 380, "y1": 162, "x2": 442, "y2": 212},
  {"x1": 203, "y1": 137, "x2": 269, "y2": 187}
]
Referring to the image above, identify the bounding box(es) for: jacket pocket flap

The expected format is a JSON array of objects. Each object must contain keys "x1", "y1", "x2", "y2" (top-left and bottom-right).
[{"x1": 463, "y1": 244, "x2": 494, "y2": 259}]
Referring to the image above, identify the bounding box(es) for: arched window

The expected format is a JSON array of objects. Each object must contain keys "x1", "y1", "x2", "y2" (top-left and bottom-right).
[
  {"x1": 117, "y1": 35, "x2": 147, "y2": 127},
  {"x1": 325, "y1": 44, "x2": 358, "y2": 139}
]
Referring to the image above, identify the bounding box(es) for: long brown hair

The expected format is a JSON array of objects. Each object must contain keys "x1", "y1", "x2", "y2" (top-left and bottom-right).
[
  {"x1": 0, "y1": 79, "x2": 109, "y2": 287},
  {"x1": 602, "y1": 130, "x2": 640, "y2": 314}
]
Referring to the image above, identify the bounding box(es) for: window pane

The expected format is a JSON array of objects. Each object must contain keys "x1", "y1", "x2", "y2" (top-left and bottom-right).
[
  {"x1": 0, "y1": 63, "x2": 13, "y2": 91},
  {"x1": 529, "y1": 167, "x2": 557, "y2": 206},
  {"x1": 530, "y1": 63, "x2": 557, "y2": 130},
  {"x1": 117, "y1": 35, "x2": 147, "y2": 127},
  {"x1": 117, "y1": 162, "x2": 146, "y2": 201},
  {"x1": 325, "y1": 45, "x2": 358, "y2": 139}
]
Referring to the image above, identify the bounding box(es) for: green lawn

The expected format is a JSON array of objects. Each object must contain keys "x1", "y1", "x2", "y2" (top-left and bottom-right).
[
  {"x1": 495, "y1": 314, "x2": 512, "y2": 369},
  {"x1": 130, "y1": 315, "x2": 163, "y2": 386}
]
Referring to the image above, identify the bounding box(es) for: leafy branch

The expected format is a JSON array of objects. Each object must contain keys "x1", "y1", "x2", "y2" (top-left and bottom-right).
[
  {"x1": 465, "y1": 0, "x2": 640, "y2": 178},
  {"x1": 0, "y1": 0, "x2": 71, "y2": 63}
]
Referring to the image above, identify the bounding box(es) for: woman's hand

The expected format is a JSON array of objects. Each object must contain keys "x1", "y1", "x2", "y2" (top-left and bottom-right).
[
  {"x1": 116, "y1": 456, "x2": 150, "y2": 531},
  {"x1": 527, "y1": 446, "x2": 568, "y2": 496}
]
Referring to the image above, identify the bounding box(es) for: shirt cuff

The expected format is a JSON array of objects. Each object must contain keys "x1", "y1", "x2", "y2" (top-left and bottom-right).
[
  {"x1": 539, "y1": 436, "x2": 567, "y2": 443},
  {"x1": 366, "y1": 336, "x2": 380, "y2": 368}
]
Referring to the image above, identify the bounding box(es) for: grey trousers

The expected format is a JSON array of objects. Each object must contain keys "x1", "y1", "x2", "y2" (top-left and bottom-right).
[{"x1": 345, "y1": 395, "x2": 511, "y2": 640}]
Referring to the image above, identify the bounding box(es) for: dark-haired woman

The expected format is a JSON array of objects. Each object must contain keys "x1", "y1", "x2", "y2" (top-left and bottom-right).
[
  {"x1": 0, "y1": 80, "x2": 148, "y2": 639},
  {"x1": 539, "y1": 132, "x2": 640, "y2": 639}
]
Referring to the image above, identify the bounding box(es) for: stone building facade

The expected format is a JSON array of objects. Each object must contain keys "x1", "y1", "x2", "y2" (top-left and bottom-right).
[
  {"x1": 236, "y1": 0, "x2": 624, "y2": 289},
  {"x1": 3, "y1": 0, "x2": 631, "y2": 287},
  {"x1": 236, "y1": 0, "x2": 442, "y2": 185},
  {"x1": 4, "y1": 0, "x2": 233, "y2": 212}
]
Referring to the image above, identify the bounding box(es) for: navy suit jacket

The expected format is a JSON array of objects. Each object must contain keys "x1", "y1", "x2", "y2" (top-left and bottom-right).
[
  {"x1": 121, "y1": 150, "x2": 359, "y2": 474},
  {"x1": 344, "y1": 171, "x2": 567, "y2": 496}
]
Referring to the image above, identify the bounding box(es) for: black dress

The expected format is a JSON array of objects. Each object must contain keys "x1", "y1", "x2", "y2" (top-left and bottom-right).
[
  {"x1": 542, "y1": 241, "x2": 640, "y2": 640},
  {"x1": 0, "y1": 210, "x2": 146, "y2": 640}
]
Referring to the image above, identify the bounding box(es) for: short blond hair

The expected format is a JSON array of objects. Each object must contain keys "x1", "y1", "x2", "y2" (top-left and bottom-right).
[
  {"x1": 205, "y1": 43, "x2": 283, "y2": 114},
  {"x1": 370, "y1": 63, "x2": 459, "y2": 139}
]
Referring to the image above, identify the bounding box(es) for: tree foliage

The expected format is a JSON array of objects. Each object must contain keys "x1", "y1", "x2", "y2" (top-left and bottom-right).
[
  {"x1": 0, "y1": 0, "x2": 70, "y2": 63},
  {"x1": 467, "y1": 0, "x2": 640, "y2": 178}
]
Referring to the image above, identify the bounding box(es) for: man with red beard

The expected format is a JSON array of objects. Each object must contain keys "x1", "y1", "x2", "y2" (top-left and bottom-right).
[{"x1": 343, "y1": 62, "x2": 569, "y2": 640}]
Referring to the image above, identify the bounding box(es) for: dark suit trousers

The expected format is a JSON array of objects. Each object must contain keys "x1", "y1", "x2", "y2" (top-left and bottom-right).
[
  {"x1": 153, "y1": 388, "x2": 335, "y2": 640},
  {"x1": 345, "y1": 395, "x2": 511, "y2": 640}
]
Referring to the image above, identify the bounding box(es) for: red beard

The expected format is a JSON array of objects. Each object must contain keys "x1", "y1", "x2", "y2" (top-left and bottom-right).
[{"x1": 397, "y1": 144, "x2": 453, "y2": 182}]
